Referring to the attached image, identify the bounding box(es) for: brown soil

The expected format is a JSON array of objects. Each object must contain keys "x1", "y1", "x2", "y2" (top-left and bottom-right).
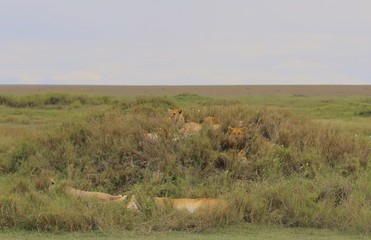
[{"x1": 0, "y1": 85, "x2": 370, "y2": 96}]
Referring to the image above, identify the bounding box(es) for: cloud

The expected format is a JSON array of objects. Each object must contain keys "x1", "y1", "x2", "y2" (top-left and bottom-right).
[{"x1": 0, "y1": 31, "x2": 370, "y2": 85}]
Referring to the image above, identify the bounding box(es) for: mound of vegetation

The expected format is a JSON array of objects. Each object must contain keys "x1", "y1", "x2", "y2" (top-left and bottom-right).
[
  {"x1": 359, "y1": 110, "x2": 371, "y2": 117},
  {"x1": 0, "y1": 96, "x2": 370, "y2": 233},
  {"x1": 0, "y1": 93, "x2": 111, "y2": 109}
]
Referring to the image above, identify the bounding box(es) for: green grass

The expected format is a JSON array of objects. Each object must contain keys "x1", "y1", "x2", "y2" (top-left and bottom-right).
[
  {"x1": 1, "y1": 93, "x2": 370, "y2": 135},
  {"x1": 0, "y1": 93, "x2": 370, "y2": 236},
  {"x1": 1, "y1": 224, "x2": 369, "y2": 240}
]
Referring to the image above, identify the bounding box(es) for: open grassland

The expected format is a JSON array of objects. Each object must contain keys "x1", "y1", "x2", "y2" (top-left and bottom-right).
[
  {"x1": 1, "y1": 85, "x2": 370, "y2": 96},
  {"x1": 0, "y1": 91, "x2": 370, "y2": 238},
  {"x1": 1, "y1": 224, "x2": 369, "y2": 240}
]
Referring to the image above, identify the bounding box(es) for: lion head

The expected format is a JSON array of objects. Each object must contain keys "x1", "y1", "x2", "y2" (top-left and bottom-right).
[
  {"x1": 168, "y1": 108, "x2": 185, "y2": 126},
  {"x1": 227, "y1": 126, "x2": 247, "y2": 148}
]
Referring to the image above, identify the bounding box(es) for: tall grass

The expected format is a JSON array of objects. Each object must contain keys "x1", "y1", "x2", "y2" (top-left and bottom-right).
[
  {"x1": 0, "y1": 95, "x2": 370, "y2": 233},
  {"x1": 0, "y1": 93, "x2": 111, "y2": 109}
]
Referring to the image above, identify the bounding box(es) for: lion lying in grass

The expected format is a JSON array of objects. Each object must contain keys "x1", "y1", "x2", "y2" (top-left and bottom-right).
[
  {"x1": 154, "y1": 197, "x2": 228, "y2": 214},
  {"x1": 127, "y1": 195, "x2": 228, "y2": 214},
  {"x1": 168, "y1": 108, "x2": 221, "y2": 136},
  {"x1": 50, "y1": 180, "x2": 127, "y2": 202},
  {"x1": 201, "y1": 116, "x2": 222, "y2": 130},
  {"x1": 64, "y1": 187, "x2": 128, "y2": 202}
]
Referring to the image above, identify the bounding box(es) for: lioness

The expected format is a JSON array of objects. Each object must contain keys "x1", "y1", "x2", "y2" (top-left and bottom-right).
[
  {"x1": 168, "y1": 108, "x2": 202, "y2": 136},
  {"x1": 50, "y1": 180, "x2": 127, "y2": 202},
  {"x1": 227, "y1": 126, "x2": 247, "y2": 149},
  {"x1": 237, "y1": 149, "x2": 248, "y2": 162},
  {"x1": 202, "y1": 116, "x2": 221, "y2": 124},
  {"x1": 201, "y1": 116, "x2": 221, "y2": 130},
  {"x1": 179, "y1": 122, "x2": 203, "y2": 137},
  {"x1": 168, "y1": 109, "x2": 221, "y2": 136},
  {"x1": 168, "y1": 108, "x2": 185, "y2": 126},
  {"x1": 127, "y1": 195, "x2": 228, "y2": 214},
  {"x1": 64, "y1": 187, "x2": 127, "y2": 202},
  {"x1": 143, "y1": 132, "x2": 160, "y2": 142},
  {"x1": 154, "y1": 197, "x2": 228, "y2": 214},
  {"x1": 143, "y1": 128, "x2": 169, "y2": 143},
  {"x1": 126, "y1": 195, "x2": 140, "y2": 211}
]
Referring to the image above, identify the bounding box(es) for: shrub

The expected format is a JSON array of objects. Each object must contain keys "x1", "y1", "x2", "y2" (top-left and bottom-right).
[
  {"x1": 0, "y1": 98, "x2": 370, "y2": 233},
  {"x1": 7, "y1": 140, "x2": 36, "y2": 173}
]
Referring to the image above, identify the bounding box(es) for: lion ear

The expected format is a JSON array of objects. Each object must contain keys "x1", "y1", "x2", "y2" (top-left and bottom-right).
[
  {"x1": 228, "y1": 126, "x2": 233, "y2": 133},
  {"x1": 168, "y1": 109, "x2": 172, "y2": 113},
  {"x1": 178, "y1": 109, "x2": 182, "y2": 114},
  {"x1": 242, "y1": 127, "x2": 247, "y2": 132}
]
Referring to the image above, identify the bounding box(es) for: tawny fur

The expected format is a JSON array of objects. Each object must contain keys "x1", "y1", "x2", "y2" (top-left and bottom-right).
[
  {"x1": 237, "y1": 149, "x2": 248, "y2": 162},
  {"x1": 227, "y1": 126, "x2": 247, "y2": 148},
  {"x1": 180, "y1": 122, "x2": 203, "y2": 136},
  {"x1": 154, "y1": 197, "x2": 228, "y2": 214},
  {"x1": 168, "y1": 109, "x2": 221, "y2": 136},
  {"x1": 168, "y1": 108, "x2": 185, "y2": 126},
  {"x1": 143, "y1": 132, "x2": 160, "y2": 142},
  {"x1": 126, "y1": 195, "x2": 140, "y2": 211},
  {"x1": 64, "y1": 186, "x2": 127, "y2": 202},
  {"x1": 201, "y1": 116, "x2": 222, "y2": 130},
  {"x1": 125, "y1": 195, "x2": 228, "y2": 214},
  {"x1": 202, "y1": 116, "x2": 221, "y2": 125},
  {"x1": 168, "y1": 108, "x2": 202, "y2": 136}
]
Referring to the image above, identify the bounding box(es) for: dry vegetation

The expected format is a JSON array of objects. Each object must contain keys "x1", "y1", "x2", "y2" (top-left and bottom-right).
[{"x1": 0, "y1": 94, "x2": 370, "y2": 234}]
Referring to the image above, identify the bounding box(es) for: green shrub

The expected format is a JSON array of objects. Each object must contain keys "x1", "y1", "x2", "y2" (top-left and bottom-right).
[
  {"x1": 7, "y1": 140, "x2": 36, "y2": 173},
  {"x1": 0, "y1": 97, "x2": 370, "y2": 233},
  {"x1": 0, "y1": 94, "x2": 112, "y2": 109}
]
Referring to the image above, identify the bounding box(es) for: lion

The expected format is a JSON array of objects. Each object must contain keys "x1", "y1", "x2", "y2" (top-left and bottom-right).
[
  {"x1": 179, "y1": 122, "x2": 203, "y2": 137},
  {"x1": 201, "y1": 116, "x2": 222, "y2": 130},
  {"x1": 168, "y1": 108, "x2": 202, "y2": 136},
  {"x1": 154, "y1": 197, "x2": 228, "y2": 214},
  {"x1": 168, "y1": 108, "x2": 185, "y2": 126},
  {"x1": 126, "y1": 195, "x2": 228, "y2": 214},
  {"x1": 126, "y1": 195, "x2": 140, "y2": 211},
  {"x1": 227, "y1": 126, "x2": 247, "y2": 149},
  {"x1": 143, "y1": 128, "x2": 169, "y2": 143},
  {"x1": 168, "y1": 109, "x2": 222, "y2": 136},
  {"x1": 64, "y1": 187, "x2": 128, "y2": 202},
  {"x1": 237, "y1": 149, "x2": 248, "y2": 162},
  {"x1": 50, "y1": 180, "x2": 127, "y2": 203}
]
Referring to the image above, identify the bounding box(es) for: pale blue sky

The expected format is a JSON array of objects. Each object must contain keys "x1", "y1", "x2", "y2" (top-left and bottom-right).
[{"x1": 0, "y1": 0, "x2": 370, "y2": 85}]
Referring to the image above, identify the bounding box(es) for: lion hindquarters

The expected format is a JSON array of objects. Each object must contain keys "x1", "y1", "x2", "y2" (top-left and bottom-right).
[
  {"x1": 154, "y1": 197, "x2": 228, "y2": 214},
  {"x1": 180, "y1": 122, "x2": 202, "y2": 136},
  {"x1": 196, "y1": 198, "x2": 228, "y2": 213},
  {"x1": 202, "y1": 116, "x2": 222, "y2": 130}
]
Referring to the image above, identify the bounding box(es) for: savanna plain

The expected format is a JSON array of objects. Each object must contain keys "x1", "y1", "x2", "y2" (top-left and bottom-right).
[{"x1": 0, "y1": 85, "x2": 370, "y2": 240}]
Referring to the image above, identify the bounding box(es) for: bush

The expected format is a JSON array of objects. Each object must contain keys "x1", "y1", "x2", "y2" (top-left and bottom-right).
[
  {"x1": 0, "y1": 94, "x2": 112, "y2": 109},
  {"x1": 0, "y1": 99, "x2": 370, "y2": 233},
  {"x1": 7, "y1": 140, "x2": 36, "y2": 173}
]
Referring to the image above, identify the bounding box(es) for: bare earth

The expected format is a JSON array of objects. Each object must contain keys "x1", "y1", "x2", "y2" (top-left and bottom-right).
[{"x1": 0, "y1": 85, "x2": 370, "y2": 96}]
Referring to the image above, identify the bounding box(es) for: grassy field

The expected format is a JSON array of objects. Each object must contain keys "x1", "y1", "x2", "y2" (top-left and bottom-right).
[
  {"x1": 1, "y1": 224, "x2": 370, "y2": 240},
  {"x1": 237, "y1": 95, "x2": 371, "y2": 138},
  {"x1": 0, "y1": 92, "x2": 370, "y2": 238}
]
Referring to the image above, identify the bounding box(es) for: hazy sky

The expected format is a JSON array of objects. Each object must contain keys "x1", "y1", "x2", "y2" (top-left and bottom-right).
[{"x1": 1, "y1": 0, "x2": 370, "y2": 85}]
